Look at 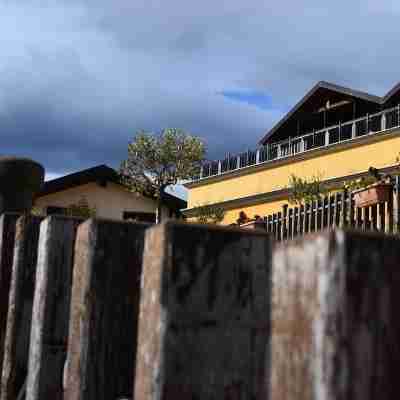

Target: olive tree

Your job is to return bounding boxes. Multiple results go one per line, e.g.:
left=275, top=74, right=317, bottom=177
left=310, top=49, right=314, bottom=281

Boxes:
left=119, top=128, right=205, bottom=223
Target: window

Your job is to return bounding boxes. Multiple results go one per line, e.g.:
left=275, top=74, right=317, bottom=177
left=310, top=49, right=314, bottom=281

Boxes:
left=123, top=211, right=156, bottom=223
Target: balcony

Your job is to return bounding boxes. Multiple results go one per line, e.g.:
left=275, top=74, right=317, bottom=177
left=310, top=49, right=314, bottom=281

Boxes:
left=196, top=105, right=400, bottom=181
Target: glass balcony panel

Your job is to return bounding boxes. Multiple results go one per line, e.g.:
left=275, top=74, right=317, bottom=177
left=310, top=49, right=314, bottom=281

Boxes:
left=314, top=131, right=325, bottom=147
left=202, top=164, right=211, bottom=178
left=368, top=114, right=381, bottom=133
left=248, top=150, right=257, bottom=165
left=340, top=123, right=352, bottom=141
left=210, top=161, right=219, bottom=176
left=259, top=147, right=268, bottom=163
left=303, top=135, right=314, bottom=150
left=228, top=156, right=237, bottom=170
left=269, top=145, right=278, bottom=160
left=356, top=118, right=367, bottom=136
left=291, top=139, right=301, bottom=154
left=328, top=127, right=339, bottom=144
left=385, top=110, right=398, bottom=129
left=221, top=158, right=229, bottom=173
left=280, top=143, right=290, bottom=157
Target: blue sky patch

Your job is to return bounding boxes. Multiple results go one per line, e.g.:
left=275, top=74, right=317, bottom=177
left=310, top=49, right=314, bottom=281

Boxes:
left=220, top=89, right=273, bottom=110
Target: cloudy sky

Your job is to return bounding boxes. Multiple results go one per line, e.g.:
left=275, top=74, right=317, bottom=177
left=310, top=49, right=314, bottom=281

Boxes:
left=1, top=1, right=399, bottom=196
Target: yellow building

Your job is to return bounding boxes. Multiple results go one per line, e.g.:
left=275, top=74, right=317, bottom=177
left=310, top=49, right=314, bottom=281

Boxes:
left=184, top=81, right=400, bottom=224
left=35, top=165, right=186, bottom=222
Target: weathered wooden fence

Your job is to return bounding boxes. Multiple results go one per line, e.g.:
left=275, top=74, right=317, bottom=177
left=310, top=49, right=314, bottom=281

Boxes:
left=0, top=213, right=399, bottom=399
left=262, top=177, right=400, bottom=241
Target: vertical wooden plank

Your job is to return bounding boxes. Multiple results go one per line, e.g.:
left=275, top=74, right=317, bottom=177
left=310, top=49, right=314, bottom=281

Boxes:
left=1, top=215, right=43, bottom=400
left=339, top=191, right=346, bottom=228
left=25, top=216, right=83, bottom=400
left=301, top=205, right=306, bottom=236
left=349, top=192, right=355, bottom=230
left=361, top=207, right=366, bottom=231
left=320, top=196, right=326, bottom=230
left=277, top=211, right=282, bottom=241
left=307, top=202, right=313, bottom=234
left=0, top=213, right=20, bottom=393
left=327, top=194, right=332, bottom=229
left=356, top=207, right=362, bottom=230
left=385, top=200, right=391, bottom=234
left=64, top=220, right=149, bottom=400
left=281, top=205, right=288, bottom=241
left=265, top=216, right=270, bottom=234
left=292, top=207, right=297, bottom=239
left=368, top=205, right=374, bottom=231
left=332, top=192, right=338, bottom=227
left=296, top=206, right=301, bottom=237
left=393, top=176, right=400, bottom=234
left=377, top=203, right=383, bottom=232
left=272, top=213, right=277, bottom=240
left=314, top=199, right=319, bottom=233
left=271, top=230, right=400, bottom=400
left=134, top=222, right=271, bottom=400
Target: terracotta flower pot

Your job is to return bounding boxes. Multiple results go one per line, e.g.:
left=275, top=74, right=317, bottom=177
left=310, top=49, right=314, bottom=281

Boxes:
left=0, top=156, right=44, bottom=214
left=353, top=182, right=392, bottom=208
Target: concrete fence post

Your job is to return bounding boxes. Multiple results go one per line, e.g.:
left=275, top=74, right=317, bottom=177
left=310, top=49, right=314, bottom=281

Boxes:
left=25, top=216, right=83, bottom=400
left=134, top=222, right=271, bottom=400
left=271, top=230, right=400, bottom=400
left=64, top=219, right=149, bottom=400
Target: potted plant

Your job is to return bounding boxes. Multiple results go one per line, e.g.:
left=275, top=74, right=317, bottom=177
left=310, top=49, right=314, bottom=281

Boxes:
left=345, top=167, right=393, bottom=208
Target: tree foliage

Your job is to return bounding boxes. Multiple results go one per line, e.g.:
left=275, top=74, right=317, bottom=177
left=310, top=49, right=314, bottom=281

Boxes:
left=119, top=128, right=205, bottom=222
left=288, top=173, right=328, bottom=205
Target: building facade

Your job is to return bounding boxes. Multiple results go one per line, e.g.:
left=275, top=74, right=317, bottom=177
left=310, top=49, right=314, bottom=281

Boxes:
left=34, top=165, right=186, bottom=222
left=184, top=81, right=400, bottom=224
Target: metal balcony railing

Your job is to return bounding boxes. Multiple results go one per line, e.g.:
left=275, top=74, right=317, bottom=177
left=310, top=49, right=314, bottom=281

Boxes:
left=195, top=104, right=400, bottom=181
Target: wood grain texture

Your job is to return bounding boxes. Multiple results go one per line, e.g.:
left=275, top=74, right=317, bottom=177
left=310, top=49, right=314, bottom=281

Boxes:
left=64, top=219, right=149, bottom=400
left=272, top=229, right=400, bottom=400
left=26, top=216, right=83, bottom=400
left=0, top=215, right=43, bottom=400
left=134, top=222, right=271, bottom=400
left=0, top=213, right=20, bottom=392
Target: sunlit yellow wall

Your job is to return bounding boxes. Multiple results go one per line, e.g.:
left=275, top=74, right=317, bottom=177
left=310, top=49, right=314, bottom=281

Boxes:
left=187, top=131, right=400, bottom=224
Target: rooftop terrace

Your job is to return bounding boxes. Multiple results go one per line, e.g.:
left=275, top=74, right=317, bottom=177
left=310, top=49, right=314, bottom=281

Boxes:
left=196, top=104, right=400, bottom=181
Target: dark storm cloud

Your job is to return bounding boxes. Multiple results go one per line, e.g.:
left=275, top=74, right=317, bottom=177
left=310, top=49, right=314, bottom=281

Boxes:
left=1, top=0, right=400, bottom=185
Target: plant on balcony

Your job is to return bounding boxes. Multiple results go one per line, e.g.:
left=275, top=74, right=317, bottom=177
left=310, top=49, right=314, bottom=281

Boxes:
left=237, top=210, right=249, bottom=225
left=193, top=203, right=225, bottom=224
left=344, top=167, right=393, bottom=207
left=288, top=173, right=329, bottom=205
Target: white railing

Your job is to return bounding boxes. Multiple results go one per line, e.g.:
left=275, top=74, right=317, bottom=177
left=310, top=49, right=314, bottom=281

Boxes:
left=196, top=104, right=400, bottom=181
